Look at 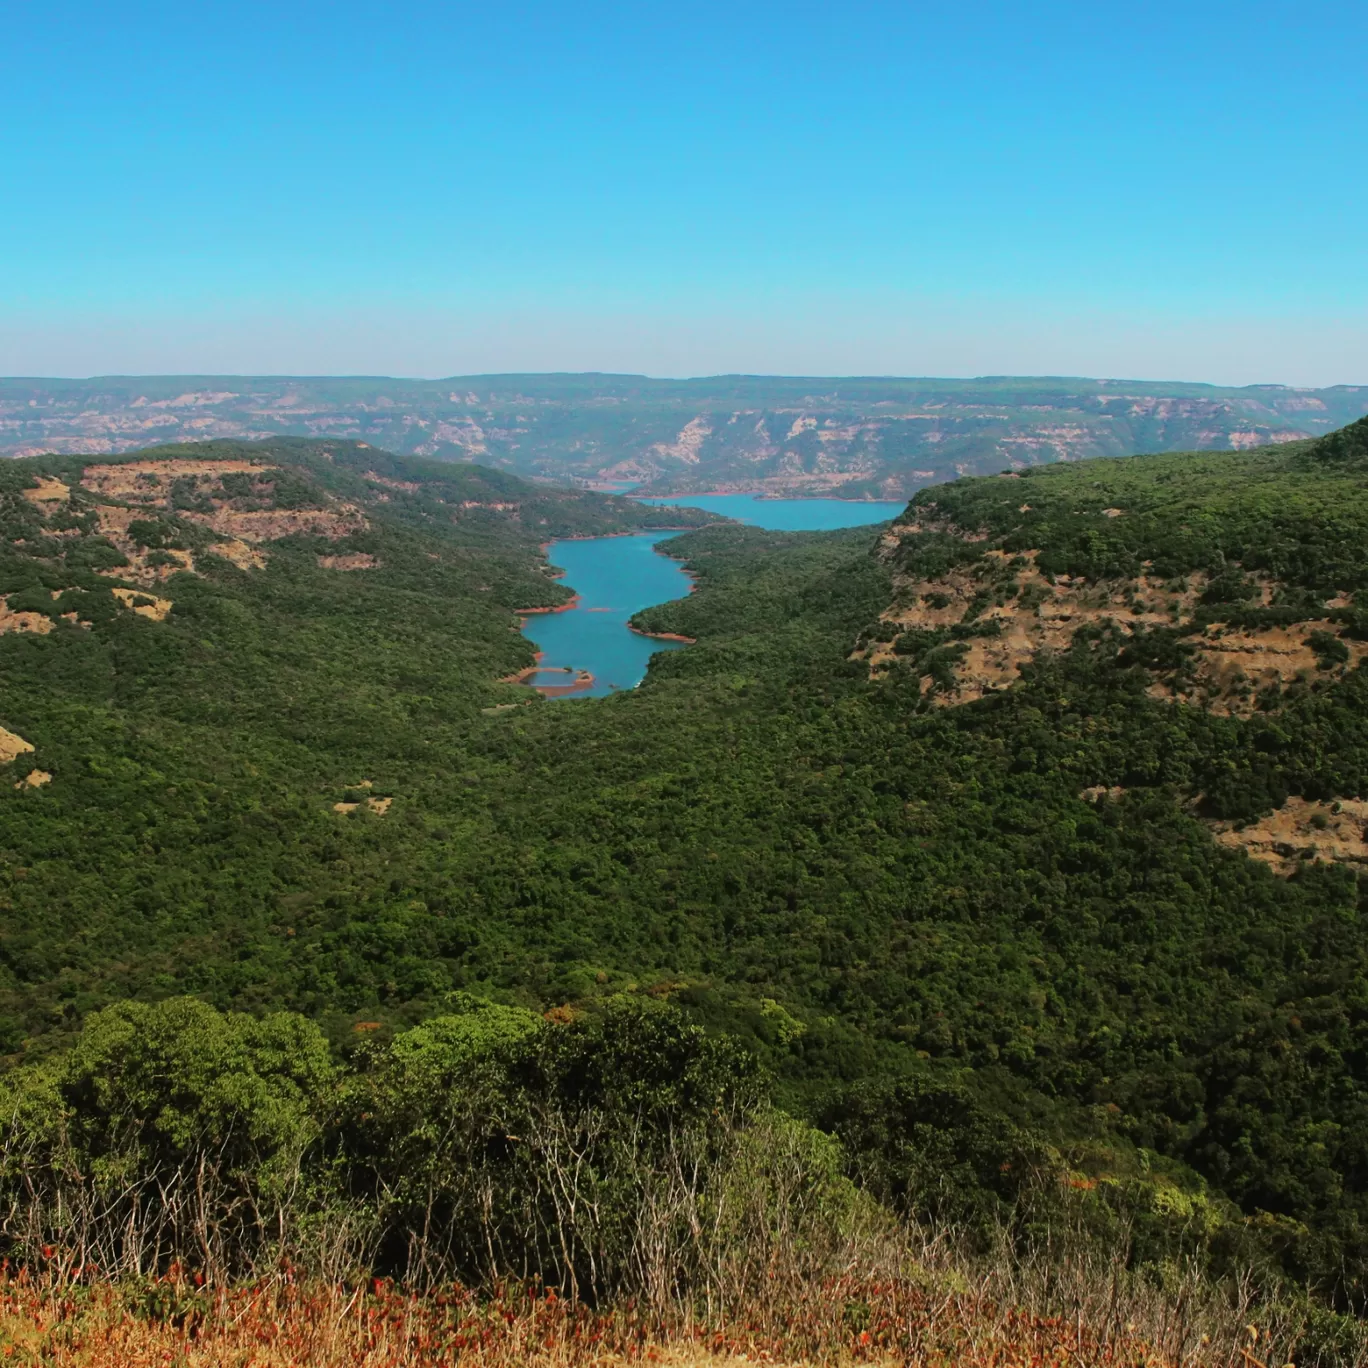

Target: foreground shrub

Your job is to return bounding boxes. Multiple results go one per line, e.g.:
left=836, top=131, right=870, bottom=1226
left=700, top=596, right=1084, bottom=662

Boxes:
left=0, top=998, right=336, bottom=1280
left=1, top=996, right=1365, bottom=1363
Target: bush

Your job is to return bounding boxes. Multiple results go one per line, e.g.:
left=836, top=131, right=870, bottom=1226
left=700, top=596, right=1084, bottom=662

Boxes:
left=0, top=998, right=336, bottom=1280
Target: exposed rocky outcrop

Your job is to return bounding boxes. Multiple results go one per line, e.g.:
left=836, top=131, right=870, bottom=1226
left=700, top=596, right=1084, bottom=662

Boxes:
left=860, top=542, right=1367, bottom=715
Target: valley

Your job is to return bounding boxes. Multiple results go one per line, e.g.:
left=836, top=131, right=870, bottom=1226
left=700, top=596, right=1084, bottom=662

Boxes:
left=9, top=0, right=1363, bottom=1356
left=523, top=497, right=907, bottom=698
left=5, top=420, right=1368, bottom=1357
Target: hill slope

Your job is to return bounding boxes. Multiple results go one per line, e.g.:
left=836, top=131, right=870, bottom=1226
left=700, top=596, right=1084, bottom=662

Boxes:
left=0, top=438, right=719, bottom=1033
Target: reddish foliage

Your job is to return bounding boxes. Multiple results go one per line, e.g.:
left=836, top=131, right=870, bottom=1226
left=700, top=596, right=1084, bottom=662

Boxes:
left=0, top=1267, right=1179, bottom=1367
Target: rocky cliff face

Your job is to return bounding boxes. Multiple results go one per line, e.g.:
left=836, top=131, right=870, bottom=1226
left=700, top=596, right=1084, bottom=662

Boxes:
left=4, top=374, right=1364, bottom=497
left=856, top=418, right=1368, bottom=872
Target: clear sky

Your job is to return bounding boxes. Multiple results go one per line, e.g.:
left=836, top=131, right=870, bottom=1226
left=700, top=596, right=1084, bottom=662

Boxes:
left=3, top=0, right=1365, bottom=384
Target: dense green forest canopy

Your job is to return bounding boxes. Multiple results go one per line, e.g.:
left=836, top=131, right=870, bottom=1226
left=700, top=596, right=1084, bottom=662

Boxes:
left=0, top=436, right=720, bottom=1028
left=7, top=423, right=1368, bottom=1319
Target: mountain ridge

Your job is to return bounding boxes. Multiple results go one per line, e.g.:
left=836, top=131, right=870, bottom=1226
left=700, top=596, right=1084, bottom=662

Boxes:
left=4, top=373, right=1364, bottom=499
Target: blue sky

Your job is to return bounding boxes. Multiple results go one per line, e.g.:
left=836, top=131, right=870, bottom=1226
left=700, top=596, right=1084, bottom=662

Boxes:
left=2, top=0, right=1365, bottom=383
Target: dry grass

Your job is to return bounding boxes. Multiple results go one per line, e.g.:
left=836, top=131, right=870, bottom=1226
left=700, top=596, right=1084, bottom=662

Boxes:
left=0, top=608, right=54, bottom=638
left=318, top=553, right=381, bottom=571
left=1209, top=796, right=1368, bottom=874
left=0, top=1268, right=1195, bottom=1368
left=0, top=729, right=35, bottom=766
left=79, top=459, right=269, bottom=502
left=111, top=587, right=173, bottom=621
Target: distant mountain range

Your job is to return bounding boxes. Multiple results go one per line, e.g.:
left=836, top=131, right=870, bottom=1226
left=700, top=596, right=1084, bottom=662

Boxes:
left=3, top=373, right=1365, bottom=498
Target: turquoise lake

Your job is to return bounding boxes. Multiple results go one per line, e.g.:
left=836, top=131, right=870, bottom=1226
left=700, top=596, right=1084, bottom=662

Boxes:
left=635, top=493, right=906, bottom=529
left=519, top=532, right=693, bottom=698
left=521, top=498, right=907, bottom=699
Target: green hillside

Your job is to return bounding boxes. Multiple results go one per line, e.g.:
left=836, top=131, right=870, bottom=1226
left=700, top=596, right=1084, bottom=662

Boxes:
left=7, top=422, right=1368, bottom=1328
left=0, top=438, right=719, bottom=1034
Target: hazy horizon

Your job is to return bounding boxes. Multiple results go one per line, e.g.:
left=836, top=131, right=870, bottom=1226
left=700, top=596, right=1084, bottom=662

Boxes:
left=3, top=368, right=1364, bottom=391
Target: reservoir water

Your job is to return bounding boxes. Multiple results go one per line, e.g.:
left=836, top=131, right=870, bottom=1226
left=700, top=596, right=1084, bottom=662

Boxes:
left=635, top=493, right=906, bottom=530
left=521, top=497, right=908, bottom=699
left=519, top=532, right=693, bottom=697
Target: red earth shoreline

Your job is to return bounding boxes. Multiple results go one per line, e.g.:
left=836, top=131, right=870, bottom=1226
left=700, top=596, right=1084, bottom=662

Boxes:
left=628, top=626, right=696, bottom=644
left=514, top=595, right=581, bottom=615
left=630, top=490, right=898, bottom=502
left=502, top=663, right=596, bottom=697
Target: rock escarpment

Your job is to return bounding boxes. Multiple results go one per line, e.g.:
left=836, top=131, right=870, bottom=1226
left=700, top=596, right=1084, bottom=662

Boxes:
left=856, top=422, right=1368, bottom=872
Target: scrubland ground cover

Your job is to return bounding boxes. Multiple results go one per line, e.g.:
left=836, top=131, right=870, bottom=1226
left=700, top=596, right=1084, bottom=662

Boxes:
left=0, top=998, right=1335, bottom=1368
left=0, top=1268, right=1266, bottom=1367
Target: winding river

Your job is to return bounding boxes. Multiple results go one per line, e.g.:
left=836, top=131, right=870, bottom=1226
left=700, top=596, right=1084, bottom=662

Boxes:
left=520, top=497, right=907, bottom=699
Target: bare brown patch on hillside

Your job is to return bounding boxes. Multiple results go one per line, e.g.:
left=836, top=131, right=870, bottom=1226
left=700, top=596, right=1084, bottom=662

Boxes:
left=82, top=458, right=368, bottom=547
left=318, top=553, right=379, bottom=570
left=81, top=458, right=268, bottom=503
left=651, top=416, right=712, bottom=465
left=93, top=503, right=140, bottom=541
left=1151, top=622, right=1368, bottom=715
left=860, top=550, right=1196, bottom=704
left=0, top=607, right=54, bottom=636
left=868, top=524, right=1362, bottom=713
left=0, top=728, right=35, bottom=765
left=15, top=769, right=51, bottom=789
left=185, top=504, right=367, bottom=543
left=208, top=538, right=268, bottom=571
left=888, top=501, right=992, bottom=542
left=111, top=587, right=172, bottom=621
left=1210, top=798, right=1368, bottom=874
left=334, top=795, right=393, bottom=815
left=92, top=505, right=194, bottom=583
left=364, top=471, right=419, bottom=492
left=23, top=476, right=71, bottom=506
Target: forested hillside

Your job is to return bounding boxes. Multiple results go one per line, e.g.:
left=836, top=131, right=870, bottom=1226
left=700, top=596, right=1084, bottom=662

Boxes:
left=0, top=437, right=718, bottom=1035
left=5, top=373, right=1365, bottom=497
left=7, top=422, right=1368, bottom=1352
